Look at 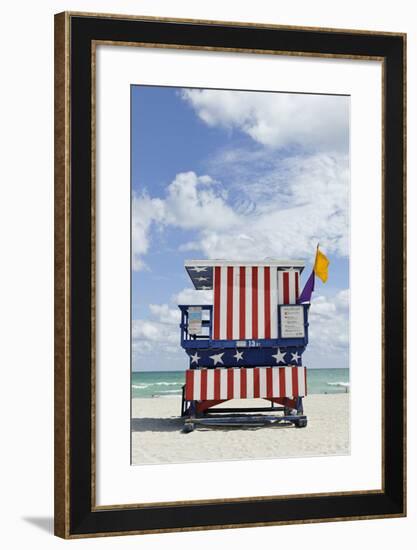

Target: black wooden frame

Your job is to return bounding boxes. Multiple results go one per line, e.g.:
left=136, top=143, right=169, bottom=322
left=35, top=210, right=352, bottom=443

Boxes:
left=54, top=12, right=406, bottom=538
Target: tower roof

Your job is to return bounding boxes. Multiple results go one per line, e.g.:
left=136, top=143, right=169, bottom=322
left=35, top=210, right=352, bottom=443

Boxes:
left=184, top=259, right=305, bottom=290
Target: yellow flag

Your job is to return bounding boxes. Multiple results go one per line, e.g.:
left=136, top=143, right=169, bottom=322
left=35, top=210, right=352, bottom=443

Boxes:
left=314, top=247, right=330, bottom=283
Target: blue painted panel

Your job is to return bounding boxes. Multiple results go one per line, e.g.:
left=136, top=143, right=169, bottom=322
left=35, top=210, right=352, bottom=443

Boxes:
left=185, top=345, right=305, bottom=368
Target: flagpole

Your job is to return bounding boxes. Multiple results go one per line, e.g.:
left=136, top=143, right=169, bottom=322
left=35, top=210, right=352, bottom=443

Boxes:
left=314, top=243, right=319, bottom=267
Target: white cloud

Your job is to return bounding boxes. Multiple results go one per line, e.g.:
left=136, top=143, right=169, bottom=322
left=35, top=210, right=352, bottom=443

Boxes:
left=132, top=280, right=214, bottom=370
left=148, top=303, right=181, bottom=325
left=308, top=289, right=349, bottom=352
left=133, top=319, right=178, bottom=344
left=132, top=295, right=185, bottom=369
left=301, top=288, right=350, bottom=369
left=132, top=316, right=182, bottom=368
left=132, top=172, right=239, bottom=271
left=163, top=171, right=237, bottom=230
left=133, top=85, right=350, bottom=271
left=133, top=148, right=348, bottom=272
left=173, top=287, right=213, bottom=305
left=133, top=300, right=181, bottom=355
left=181, top=89, right=349, bottom=153
left=178, top=152, right=349, bottom=261
left=132, top=192, right=165, bottom=271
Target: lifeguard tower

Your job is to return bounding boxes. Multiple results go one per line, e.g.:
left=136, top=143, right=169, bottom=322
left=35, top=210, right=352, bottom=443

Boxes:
left=179, top=260, right=309, bottom=431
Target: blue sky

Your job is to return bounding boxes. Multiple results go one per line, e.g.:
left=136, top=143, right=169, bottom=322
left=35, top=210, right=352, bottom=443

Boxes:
left=131, top=85, right=350, bottom=371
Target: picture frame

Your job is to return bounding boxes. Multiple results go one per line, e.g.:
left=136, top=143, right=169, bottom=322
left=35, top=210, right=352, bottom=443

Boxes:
left=54, top=11, right=406, bottom=538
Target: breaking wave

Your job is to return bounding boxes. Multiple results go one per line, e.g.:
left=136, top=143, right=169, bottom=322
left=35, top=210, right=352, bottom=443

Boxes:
left=327, top=382, right=350, bottom=388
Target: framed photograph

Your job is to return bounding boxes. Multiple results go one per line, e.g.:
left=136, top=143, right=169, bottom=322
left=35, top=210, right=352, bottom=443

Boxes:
left=54, top=12, right=406, bottom=538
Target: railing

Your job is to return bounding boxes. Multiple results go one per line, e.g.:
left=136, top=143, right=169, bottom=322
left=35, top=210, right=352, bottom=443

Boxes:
left=178, top=305, right=212, bottom=344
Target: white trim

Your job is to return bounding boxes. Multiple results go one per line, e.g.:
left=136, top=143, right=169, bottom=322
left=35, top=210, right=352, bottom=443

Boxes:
left=185, top=259, right=305, bottom=270
left=245, top=267, right=252, bottom=339
left=220, top=368, right=228, bottom=399
left=270, top=268, right=278, bottom=338
left=233, top=368, right=241, bottom=398
left=193, top=370, right=201, bottom=400
left=298, top=367, right=306, bottom=396
left=259, top=367, right=267, bottom=396
left=246, top=368, right=254, bottom=398
left=285, top=366, right=293, bottom=397
left=272, top=367, right=280, bottom=396
left=232, top=267, right=240, bottom=339
left=219, top=267, right=228, bottom=339
left=206, top=368, right=214, bottom=400
left=258, top=267, right=265, bottom=338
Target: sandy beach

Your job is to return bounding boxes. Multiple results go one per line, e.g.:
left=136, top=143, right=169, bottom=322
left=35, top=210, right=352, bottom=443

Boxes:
left=132, top=394, right=349, bottom=465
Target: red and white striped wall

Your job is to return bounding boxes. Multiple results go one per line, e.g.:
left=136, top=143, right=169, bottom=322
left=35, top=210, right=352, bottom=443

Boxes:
left=185, top=367, right=307, bottom=401
left=277, top=270, right=299, bottom=305
left=213, top=267, right=300, bottom=340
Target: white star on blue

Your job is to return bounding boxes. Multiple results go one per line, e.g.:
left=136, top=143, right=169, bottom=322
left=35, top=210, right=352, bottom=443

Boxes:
left=272, top=348, right=286, bottom=364
left=210, top=352, right=225, bottom=366
left=190, top=352, right=200, bottom=364
left=291, top=351, right=301, bottom=364
left=234, top=350, right=244, bottom=362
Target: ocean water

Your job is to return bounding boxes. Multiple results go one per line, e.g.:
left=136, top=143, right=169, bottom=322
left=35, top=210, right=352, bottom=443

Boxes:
left=131, top=368, right=350, bottom=399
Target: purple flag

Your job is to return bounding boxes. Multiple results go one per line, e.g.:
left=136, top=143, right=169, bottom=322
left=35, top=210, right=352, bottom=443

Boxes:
left=297, top=270, right=315, bottom=303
